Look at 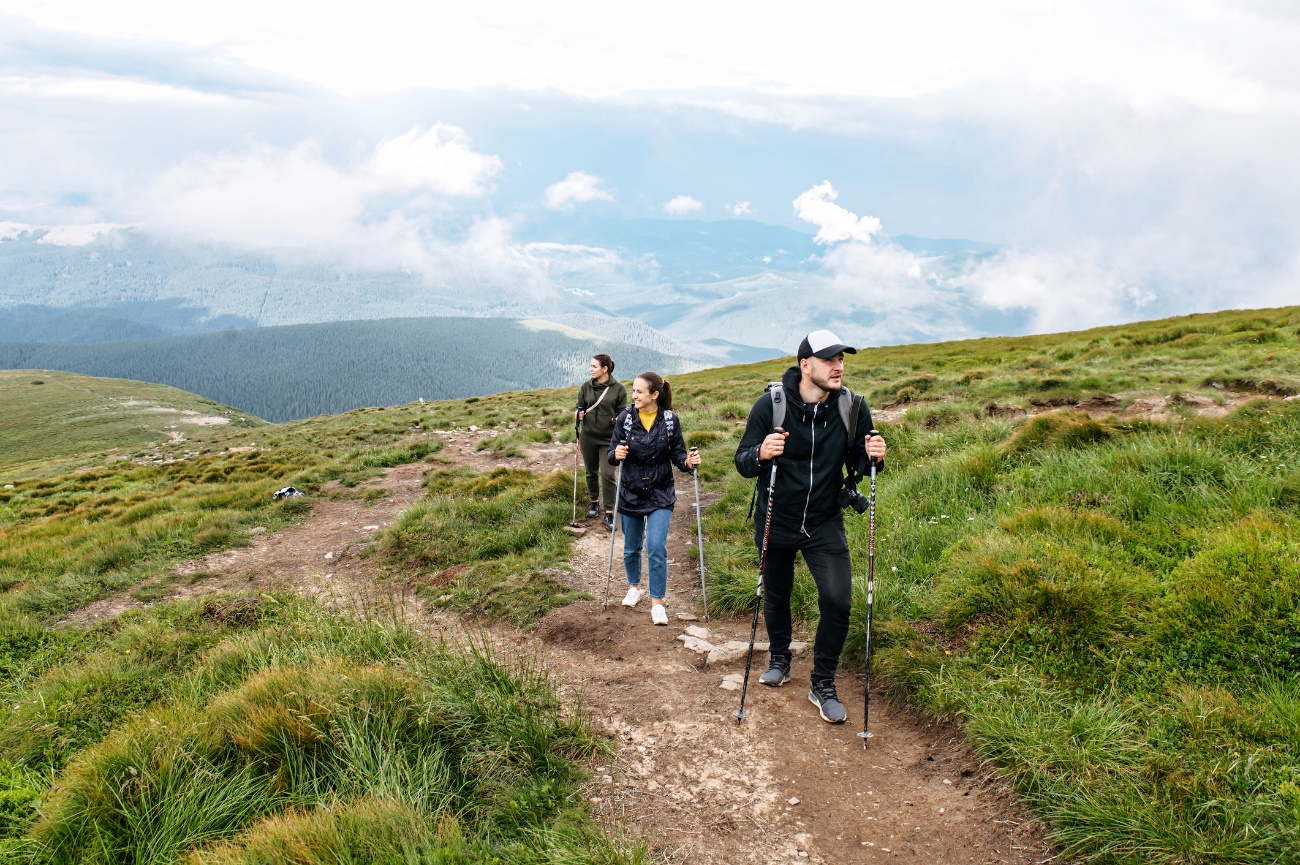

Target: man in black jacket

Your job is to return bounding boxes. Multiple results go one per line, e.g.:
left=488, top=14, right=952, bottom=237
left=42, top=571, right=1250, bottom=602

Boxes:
left=734, top=330, right=887, bottom=724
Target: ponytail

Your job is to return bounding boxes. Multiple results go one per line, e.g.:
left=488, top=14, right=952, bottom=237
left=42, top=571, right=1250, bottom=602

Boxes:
left=637, top=371, right=672, bottom=411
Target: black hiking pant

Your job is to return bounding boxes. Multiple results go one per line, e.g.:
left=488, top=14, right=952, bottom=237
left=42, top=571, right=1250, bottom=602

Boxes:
left=756, top=517, right=853, bottom=683
left=580, top=434, right=617, bottom=511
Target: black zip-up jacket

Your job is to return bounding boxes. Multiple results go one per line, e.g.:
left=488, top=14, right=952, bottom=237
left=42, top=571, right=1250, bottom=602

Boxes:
left=576, top=378, right=628, bottom=444
left=734, top=366, right=880, bottom=544
left=606, top=408, right=691, bottom=517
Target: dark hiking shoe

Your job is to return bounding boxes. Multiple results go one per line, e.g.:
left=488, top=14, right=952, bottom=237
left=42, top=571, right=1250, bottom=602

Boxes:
left=602, top=513, right=615, bottom=532
left=759, top=658, right=791, bottom=687
left=808, top=679, right=847, bottom=724
left=585, top=502, right=601, bottom=519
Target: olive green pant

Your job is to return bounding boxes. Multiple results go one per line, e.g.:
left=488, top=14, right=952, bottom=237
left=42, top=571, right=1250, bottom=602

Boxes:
left=580, top=435, right=618, bottom=511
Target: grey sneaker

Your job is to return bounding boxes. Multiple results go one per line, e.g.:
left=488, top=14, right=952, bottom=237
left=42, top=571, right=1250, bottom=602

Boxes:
left=758, top=658, right=791, bottom=687
left=808, top=679, right=847, bottom=724
left=585, top=502, right=601, bottom=519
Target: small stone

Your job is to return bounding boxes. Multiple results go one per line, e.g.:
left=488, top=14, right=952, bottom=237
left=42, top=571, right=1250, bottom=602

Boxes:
left=939, top=807, right=946, bottom=814
left=719, top=673, right=744, bottom=691
left=788, top=796, right=800, bottom=805
left=684, top=625, right=710, bottom=639
left=3, top=484, right=13, bottom=489
left=677, top=635, right=714, bottom=654
left=707, top=640, right=766, bottom=665
left=675, top=612, right=699, bottom=621
left=881, top=848, right=891, bottom=853
left=362, top=524, right=379, bottom=531
left=942, top=778, right=952, bottom=784
left=324, top=551, right=334, bottom=560
left=248, top=526, right=266, bottom=534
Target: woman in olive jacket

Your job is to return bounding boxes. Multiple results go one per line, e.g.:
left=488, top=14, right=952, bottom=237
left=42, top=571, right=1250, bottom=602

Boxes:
left=576, top=353, right=628, bottom=531
left=608, top=371, right=701, bottom=625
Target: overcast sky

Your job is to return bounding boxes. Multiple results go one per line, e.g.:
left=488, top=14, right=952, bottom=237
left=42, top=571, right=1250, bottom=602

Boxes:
left=2, top=0, right=1297, bottom=335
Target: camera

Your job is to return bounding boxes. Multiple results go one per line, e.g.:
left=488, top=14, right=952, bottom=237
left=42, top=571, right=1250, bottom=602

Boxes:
left=838, top=476, right=870, bottom=514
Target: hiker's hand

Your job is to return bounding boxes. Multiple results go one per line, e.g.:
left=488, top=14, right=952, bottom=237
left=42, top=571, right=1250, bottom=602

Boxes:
left=614, top=444, right=629, bottom=461
left=759, top=430, right=788, bottom=461
left=577, top=410, right=585, bottom=421
left=866, top=434, right=887, bottom=461
left=686, top=450, right=701, bottom=468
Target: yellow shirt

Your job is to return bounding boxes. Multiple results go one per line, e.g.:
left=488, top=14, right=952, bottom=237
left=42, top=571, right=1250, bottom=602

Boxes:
left=638, top=408, right=657, bottom=431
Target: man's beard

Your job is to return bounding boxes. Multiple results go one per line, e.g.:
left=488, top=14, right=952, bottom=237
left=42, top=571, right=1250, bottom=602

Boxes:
left=810, top=368, right=841, bottom=394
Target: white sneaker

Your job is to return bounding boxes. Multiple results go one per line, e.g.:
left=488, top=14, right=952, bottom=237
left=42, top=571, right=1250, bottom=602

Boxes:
left=621, top=586, right=642, bottom=607
left=651, top=604, right=668, bottom=625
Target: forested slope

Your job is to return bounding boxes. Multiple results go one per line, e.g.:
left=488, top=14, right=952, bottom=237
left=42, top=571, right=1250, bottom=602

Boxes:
left=0, top=316, right=701, bottom=422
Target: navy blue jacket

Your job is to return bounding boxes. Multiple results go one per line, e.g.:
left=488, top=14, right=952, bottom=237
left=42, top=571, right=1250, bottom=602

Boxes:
left=607, top=408, right=692, bottom=516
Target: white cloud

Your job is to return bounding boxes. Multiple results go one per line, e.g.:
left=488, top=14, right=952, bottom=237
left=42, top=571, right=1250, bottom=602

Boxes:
left=134, top=126, right=501, bottom=249
left=0, top=74, right=235, bottom=104
left=0, top=221, right=132, bottom=245
left=9, top=1, right=1296, bottom=114
left=732, top=201, right=752, bottom=216
left=663, top=195, right=702, bottom=215
left=544, top=170, right=613, bottom=210
left=139, top=141, right=363, bottom=248
left=365, top=125, right=502, bottom=197
left=792, top=182, right=881, bottom=245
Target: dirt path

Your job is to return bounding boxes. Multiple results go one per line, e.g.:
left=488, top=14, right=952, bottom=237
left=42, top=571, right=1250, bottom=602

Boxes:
left=531, top=473, right=1054, bottom=865
left=66, top=433, right=1060, bottom=864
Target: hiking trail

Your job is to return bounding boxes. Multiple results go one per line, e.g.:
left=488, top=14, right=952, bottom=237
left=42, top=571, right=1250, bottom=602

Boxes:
left=66, top=432, right=1061, bottom=865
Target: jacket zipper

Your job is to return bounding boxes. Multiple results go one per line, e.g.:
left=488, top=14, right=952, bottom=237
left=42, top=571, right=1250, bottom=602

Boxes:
left=800, top=403, right=818, bottom=535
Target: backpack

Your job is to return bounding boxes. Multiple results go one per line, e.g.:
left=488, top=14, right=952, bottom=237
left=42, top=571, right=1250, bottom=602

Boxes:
left=746, top=382, right=863, bottom=521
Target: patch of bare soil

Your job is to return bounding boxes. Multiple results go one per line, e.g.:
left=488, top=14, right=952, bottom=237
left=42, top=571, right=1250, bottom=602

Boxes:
left=63, top=460, right=432, bottom=625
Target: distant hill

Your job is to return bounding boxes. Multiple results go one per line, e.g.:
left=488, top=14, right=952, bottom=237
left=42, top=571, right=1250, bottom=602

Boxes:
left=0, top=316, right=712, bottom=422
left=0, top=369, right=262, bottom=473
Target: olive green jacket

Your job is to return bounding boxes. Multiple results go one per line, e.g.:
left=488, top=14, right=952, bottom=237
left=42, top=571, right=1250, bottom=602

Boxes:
left=575, top=378, right=628, bottom=444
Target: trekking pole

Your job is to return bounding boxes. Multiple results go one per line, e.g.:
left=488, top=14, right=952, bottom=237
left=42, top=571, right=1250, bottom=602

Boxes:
left=858, top=430, right=880, bottom=748
left=570, top=415, right=582, bottom=526
left=735, top=435, right=781, bottom=724
left=689, top=446, right=709, bottom=621
left=602, top=437, right=626, bottom=609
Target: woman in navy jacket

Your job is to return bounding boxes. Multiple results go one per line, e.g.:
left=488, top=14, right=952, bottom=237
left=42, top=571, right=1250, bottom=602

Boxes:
left=608, top=371, right=701, bottom=625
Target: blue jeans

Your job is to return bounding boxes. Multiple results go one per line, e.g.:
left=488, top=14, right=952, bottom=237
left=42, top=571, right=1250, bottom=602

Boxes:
left=621, top=508, right=672, bottom=600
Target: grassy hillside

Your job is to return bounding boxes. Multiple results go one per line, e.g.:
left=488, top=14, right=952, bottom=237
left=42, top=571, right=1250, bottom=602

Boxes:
left=1, top=304, right=1298, bottom=863
left=0, top=371, right=263, bottom=477
left=0, top=316, right=704, bottom=422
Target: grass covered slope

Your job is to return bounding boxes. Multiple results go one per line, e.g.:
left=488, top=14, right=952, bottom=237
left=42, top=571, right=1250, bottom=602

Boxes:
left=1, top=598, right=633, bottom=864
left=688, top=306, right=1300, bottom=863
left=2, top=304, right=1298, bottom=864
left=0, top=384, right=608, bottom=862
left=0, top=370, right=262, bottom=477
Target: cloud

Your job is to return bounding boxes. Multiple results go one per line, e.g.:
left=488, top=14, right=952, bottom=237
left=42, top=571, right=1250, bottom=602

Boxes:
left=365, top=125, right=502, bottom=197
left=663, top=194, right=702, bottom=215
left=0, top=73, right=235, bottom=103
left=731, top=201, right=752, bottom=216
left=792, top=182, right=881, bottom=245
left=139, top=141, right=365, bottom=248
left=0, top=220, right=133, bottom=245
left=135, top=125, right=501, bottom=249
left=543, top=170, right=613, bottom=210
